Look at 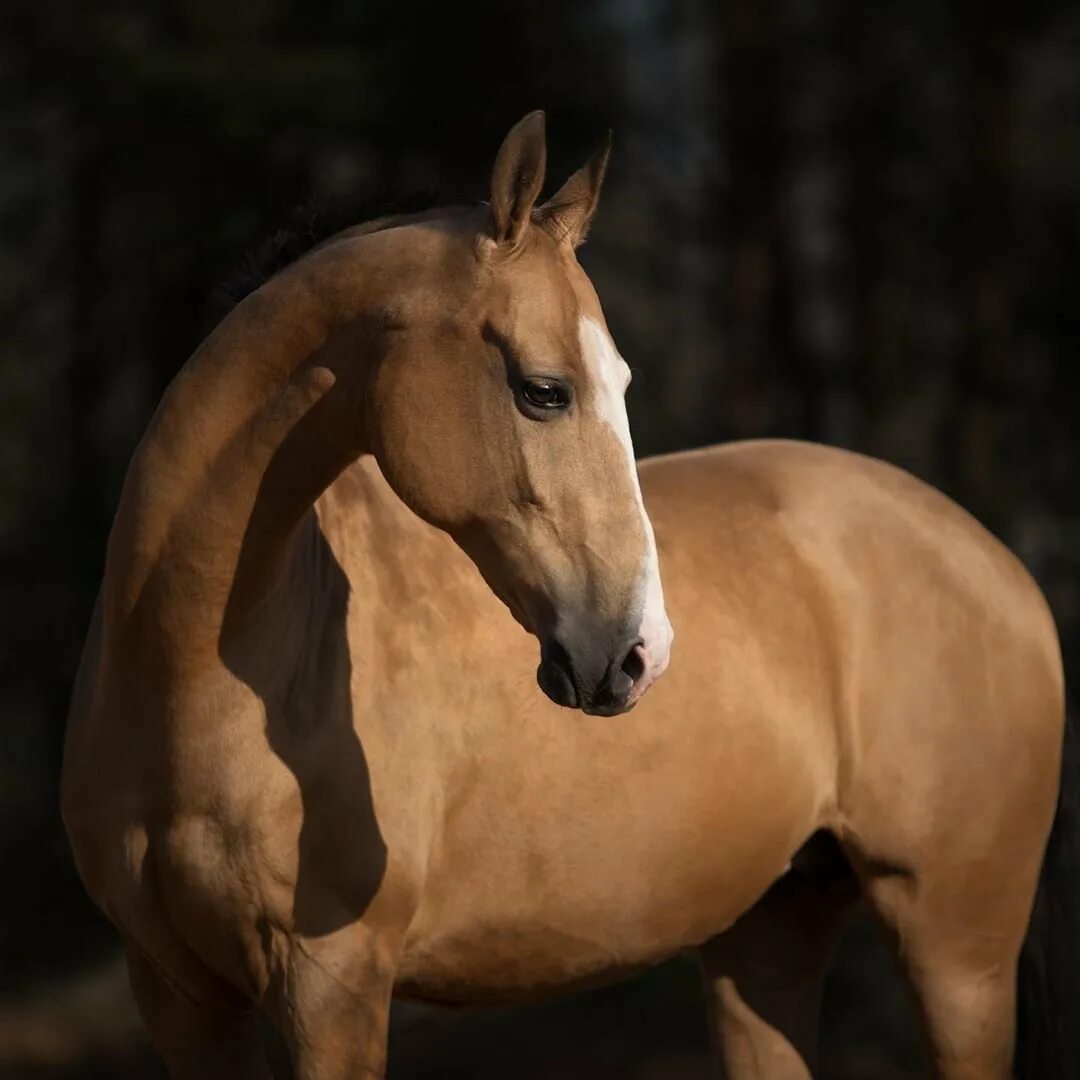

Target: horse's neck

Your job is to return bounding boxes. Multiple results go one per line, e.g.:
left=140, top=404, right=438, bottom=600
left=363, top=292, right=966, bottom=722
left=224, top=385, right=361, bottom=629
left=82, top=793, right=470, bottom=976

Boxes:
left=102, top=276, right=371, bottom=661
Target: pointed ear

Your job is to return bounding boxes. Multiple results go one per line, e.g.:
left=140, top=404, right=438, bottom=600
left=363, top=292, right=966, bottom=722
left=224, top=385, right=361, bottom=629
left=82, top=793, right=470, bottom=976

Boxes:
left=489, top=111, right=547, bottom=249
left=536, top=130, right=612, bottom=248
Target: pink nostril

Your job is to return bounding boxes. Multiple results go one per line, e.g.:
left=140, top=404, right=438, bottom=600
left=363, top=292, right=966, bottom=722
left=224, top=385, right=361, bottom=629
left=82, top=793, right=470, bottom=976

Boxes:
left=621, top=642, right=648, bottom=685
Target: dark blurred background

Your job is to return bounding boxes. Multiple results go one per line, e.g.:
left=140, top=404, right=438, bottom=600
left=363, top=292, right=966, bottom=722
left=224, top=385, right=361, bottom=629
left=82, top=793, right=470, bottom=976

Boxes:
left=1, top=1, right=1078, bottom=1076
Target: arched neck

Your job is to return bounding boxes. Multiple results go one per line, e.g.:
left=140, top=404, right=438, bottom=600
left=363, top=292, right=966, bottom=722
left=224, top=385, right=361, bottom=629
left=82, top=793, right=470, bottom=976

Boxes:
left=101, top=267, right=383, bottom=664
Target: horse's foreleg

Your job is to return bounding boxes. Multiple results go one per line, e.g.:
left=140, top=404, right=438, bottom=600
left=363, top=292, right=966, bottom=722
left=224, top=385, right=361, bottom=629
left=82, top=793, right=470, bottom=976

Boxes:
left=699, top=851, right=857, bottom=1079
left=126, top=944, right=272, bottom=1080
left=270, top=927, right=396, bottom=1080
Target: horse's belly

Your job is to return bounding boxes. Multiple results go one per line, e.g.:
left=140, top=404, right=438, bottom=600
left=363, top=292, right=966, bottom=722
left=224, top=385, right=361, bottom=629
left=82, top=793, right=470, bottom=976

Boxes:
left=395, top=823, right=796, bottom=1005
left=394, top=906, right=698, bottom=1005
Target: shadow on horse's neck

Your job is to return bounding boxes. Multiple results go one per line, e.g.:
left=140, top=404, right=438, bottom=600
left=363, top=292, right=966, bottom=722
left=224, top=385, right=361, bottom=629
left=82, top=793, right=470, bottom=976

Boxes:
left=104, top=260, right=389, bottom=658
left=223, top=507, right=390, bottom=939
left=112, top=257, right=397, bottom=936
left=220, top=311, right=389, bottom=628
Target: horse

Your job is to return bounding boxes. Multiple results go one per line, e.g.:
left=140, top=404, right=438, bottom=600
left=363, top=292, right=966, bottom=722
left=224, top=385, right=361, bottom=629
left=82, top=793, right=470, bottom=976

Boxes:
left=61, top=111, right=1074, bottom=1079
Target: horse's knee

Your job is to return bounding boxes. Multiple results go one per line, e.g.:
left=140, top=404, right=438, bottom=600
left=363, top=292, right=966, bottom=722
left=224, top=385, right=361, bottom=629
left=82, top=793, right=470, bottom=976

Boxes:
left=269, top=929, right=397, bottom=1080
left=126, top=945, right=270, bottom=1080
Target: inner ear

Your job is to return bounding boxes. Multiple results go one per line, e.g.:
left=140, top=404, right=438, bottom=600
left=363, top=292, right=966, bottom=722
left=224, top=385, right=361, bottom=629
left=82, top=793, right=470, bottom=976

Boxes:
left=490, top=111, right=547, bottom=249
left=535, top=131, right=612, bottom=249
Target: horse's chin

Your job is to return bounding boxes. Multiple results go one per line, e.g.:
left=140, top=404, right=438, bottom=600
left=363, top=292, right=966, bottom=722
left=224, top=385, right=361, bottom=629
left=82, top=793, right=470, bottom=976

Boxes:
left=581, top=698, right=639, bottom=718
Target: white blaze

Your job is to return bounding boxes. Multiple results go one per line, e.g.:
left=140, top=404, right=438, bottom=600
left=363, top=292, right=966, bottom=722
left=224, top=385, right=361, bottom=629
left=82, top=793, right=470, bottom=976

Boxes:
left=579, top=316, right=673, bottom=698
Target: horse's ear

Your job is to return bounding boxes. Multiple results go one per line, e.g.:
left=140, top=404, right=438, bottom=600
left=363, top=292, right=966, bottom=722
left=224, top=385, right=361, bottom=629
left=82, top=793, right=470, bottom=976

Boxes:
left=536, top=130, right=612, bottom=249
left=489, top=111, right=547, bottom=249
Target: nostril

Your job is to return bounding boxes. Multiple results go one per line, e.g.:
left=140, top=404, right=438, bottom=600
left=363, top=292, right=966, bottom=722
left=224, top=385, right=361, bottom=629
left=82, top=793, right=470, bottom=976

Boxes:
left=621, top=640, right=647, bottom=685
left=538, top=637, right=579, bottom=709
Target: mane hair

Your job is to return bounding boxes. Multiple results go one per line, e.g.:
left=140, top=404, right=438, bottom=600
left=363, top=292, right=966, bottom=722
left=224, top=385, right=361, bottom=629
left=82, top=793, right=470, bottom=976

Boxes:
left=211, top=188, right=472, bottom=320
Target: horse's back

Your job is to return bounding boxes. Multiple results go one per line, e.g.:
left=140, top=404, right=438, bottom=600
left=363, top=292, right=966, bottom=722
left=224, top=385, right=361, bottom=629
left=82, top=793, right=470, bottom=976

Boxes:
left=641, top=439, right=1063, bottom=861
left=641, top=437, right=1059, bottom=684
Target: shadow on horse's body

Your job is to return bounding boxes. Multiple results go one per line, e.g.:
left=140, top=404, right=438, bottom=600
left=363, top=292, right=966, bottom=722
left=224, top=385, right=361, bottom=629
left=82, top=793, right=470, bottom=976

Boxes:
left=61, top=114, right=1071, bottom=1079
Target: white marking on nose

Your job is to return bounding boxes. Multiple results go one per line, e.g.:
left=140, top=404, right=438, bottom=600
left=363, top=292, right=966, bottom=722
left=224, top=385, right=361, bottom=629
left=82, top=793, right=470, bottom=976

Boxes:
left=578, top=316, right=673, bottom=697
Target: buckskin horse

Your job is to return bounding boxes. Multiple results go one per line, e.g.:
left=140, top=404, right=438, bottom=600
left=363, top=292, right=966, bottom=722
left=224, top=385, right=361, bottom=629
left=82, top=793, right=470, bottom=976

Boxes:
left=61, top=112, right=1075, bottom=1078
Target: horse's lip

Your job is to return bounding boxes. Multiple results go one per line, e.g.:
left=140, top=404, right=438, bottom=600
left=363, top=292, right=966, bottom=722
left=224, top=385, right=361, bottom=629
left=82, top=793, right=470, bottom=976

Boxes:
left=582, top=698, right=638, bottom=718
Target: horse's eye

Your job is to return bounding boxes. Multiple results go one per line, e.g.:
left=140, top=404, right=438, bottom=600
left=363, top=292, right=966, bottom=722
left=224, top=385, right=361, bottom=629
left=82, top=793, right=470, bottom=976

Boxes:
left=521, top=378, right=571, bottom=411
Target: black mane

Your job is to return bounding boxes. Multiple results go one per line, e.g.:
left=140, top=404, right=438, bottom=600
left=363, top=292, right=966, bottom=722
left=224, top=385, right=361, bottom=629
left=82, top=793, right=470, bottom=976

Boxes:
left=212, top=189, right=468, bottom=318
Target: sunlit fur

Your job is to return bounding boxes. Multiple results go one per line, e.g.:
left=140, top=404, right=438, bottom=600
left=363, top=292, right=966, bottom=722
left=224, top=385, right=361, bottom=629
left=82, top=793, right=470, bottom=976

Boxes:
left=61, top=114, right=1067, bottom=1080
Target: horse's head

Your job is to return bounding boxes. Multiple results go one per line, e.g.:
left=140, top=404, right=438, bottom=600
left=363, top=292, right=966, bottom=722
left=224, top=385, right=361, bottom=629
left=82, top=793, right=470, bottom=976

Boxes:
left=365, top=112, right=672, bottom=715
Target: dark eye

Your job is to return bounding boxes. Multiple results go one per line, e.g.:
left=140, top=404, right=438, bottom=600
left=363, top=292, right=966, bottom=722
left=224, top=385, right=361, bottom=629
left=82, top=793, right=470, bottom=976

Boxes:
left=520, top=378, right=571, bottom=411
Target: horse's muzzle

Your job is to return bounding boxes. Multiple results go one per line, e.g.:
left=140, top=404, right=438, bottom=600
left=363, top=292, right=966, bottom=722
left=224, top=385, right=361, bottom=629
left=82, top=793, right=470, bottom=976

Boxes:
left=536, top=633, right=648, bottom=716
